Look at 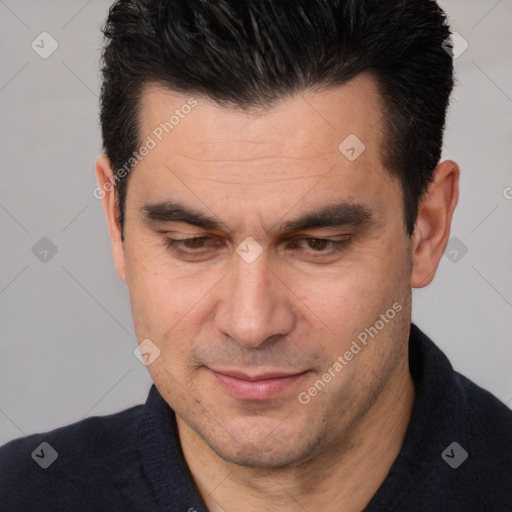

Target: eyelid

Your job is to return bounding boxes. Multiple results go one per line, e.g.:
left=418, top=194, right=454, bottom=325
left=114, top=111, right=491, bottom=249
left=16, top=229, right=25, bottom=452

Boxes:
left=162, top=234, right=352, bottom=263
left=164, top=235, right=218, bottom=247
left=285, top=233, right=352, bottom=241
left=283, top=233, right=352, bottom=246
left=159, top=230, right=216, bottom=238
left=288, top=236, right=350, bottom=250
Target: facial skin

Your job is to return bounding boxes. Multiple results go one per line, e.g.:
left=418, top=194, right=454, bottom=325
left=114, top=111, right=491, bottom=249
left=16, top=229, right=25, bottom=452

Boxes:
left=96, top=74, right=459, bottom=511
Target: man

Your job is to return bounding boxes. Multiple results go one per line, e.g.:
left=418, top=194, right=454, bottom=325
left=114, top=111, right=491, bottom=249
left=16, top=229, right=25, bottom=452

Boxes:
left=1, top=0, right=511, bottom=510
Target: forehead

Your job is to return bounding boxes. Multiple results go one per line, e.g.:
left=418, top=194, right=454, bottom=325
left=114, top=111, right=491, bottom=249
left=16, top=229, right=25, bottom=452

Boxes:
left=137, top=74, right=386, bottom=170
left=129, top=75, right=402, bottom=235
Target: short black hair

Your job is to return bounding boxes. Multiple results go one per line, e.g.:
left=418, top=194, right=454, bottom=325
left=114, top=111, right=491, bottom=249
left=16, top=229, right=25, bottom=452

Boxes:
left=100, top=0, right=454, bottom=239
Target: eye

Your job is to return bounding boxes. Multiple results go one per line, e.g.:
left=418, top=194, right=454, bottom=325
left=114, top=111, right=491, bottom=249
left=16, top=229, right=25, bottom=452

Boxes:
left=302, top=238, right=331, bottom=251
left=162, top=234, right=351, bottom=262
left=287, top=237, right=350, bottom=257
left=164, top=236, right=224, bottom=259
left=173, top=236, right=208, bottom=249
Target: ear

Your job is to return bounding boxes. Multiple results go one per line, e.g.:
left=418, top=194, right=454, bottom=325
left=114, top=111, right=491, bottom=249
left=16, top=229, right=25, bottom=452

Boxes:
left=95, top=155, right=127, bottom=283
left=410, top=160, right=460, bottom=288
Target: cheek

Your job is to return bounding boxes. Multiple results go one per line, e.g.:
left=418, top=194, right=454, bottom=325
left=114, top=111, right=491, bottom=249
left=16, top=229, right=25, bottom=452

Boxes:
left=126, top=263, right=207, bottom=400
left=296, top=279, right=382, bottom=355
left=287, top=240, right=408, bottom=352
left=125, top=246, right=222, bottom=358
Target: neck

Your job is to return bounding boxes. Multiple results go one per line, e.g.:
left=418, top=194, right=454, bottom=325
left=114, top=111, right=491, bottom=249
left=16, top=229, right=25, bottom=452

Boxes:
left=177, top=355, right=415, bottom=512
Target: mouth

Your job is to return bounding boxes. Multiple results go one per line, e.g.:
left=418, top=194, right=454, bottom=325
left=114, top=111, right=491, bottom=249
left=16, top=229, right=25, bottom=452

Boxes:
left=208, top=368, right=310, bottom=401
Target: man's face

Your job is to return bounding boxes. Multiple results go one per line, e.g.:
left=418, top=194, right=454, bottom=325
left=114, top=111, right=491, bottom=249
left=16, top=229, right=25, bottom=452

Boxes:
left=118, top=75, right=414, bottom=467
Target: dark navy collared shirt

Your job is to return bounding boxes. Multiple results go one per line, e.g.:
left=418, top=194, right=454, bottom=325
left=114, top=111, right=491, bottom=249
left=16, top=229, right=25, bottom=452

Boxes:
left=1, top=324, right=511, bottom=511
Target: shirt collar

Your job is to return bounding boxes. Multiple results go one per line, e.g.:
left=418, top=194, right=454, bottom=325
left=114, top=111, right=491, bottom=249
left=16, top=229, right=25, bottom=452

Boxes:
left=137, top=384, right=209, bottom=511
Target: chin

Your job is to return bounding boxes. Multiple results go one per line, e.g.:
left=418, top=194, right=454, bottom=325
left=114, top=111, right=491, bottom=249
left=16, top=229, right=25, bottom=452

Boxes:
left=215, top=443, right=304, bottom=469
left=204, top=419, right=323, bottom=469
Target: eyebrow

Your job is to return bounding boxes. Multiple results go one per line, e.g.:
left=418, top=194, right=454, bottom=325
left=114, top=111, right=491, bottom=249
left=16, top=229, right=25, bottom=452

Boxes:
left=142, top=202, right=227, bottom=230
left=141, top=200, right=376, bottom=234
left=278, top=202, right=375, bottom=234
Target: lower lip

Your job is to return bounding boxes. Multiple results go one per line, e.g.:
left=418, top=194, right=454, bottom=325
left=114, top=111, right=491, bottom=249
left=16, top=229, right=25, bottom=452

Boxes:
left=211, top=370, right=308, bottom=401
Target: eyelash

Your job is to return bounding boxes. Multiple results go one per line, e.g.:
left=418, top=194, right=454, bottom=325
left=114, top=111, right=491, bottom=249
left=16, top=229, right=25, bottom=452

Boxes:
left=163, top=235, right=350, bottom=259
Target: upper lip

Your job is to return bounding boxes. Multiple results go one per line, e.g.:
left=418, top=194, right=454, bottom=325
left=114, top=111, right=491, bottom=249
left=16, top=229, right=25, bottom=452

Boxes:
left=210, top=369, right=307, bottom=381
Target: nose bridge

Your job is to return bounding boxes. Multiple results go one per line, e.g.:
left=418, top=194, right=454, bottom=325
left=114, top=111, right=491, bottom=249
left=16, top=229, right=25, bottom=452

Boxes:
left=232, top=253, right=274, bottom=323
left=215, top=252, right=294, bottom=347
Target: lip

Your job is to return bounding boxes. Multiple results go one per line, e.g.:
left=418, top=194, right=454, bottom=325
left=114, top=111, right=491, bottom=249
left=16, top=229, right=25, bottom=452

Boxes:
left=209, top=368, right=309, bottom=401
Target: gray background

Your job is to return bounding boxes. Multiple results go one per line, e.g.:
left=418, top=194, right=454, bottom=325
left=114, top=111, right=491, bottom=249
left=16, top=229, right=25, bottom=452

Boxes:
left=1, top=0, right=511, bottom=446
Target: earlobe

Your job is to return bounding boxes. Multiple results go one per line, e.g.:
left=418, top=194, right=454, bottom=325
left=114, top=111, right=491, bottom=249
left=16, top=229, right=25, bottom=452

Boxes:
left=410, top=160, right=460, bottom=289
left=95, top=155, right=127, bottom=283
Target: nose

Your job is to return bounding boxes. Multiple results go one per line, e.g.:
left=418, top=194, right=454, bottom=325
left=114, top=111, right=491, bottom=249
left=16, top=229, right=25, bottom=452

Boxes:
left=214, top=249, right=296, bottom=349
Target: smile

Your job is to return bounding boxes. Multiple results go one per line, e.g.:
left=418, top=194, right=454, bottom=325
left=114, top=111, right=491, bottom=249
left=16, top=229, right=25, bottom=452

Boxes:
left=209, top=369, right=309, bottom=401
